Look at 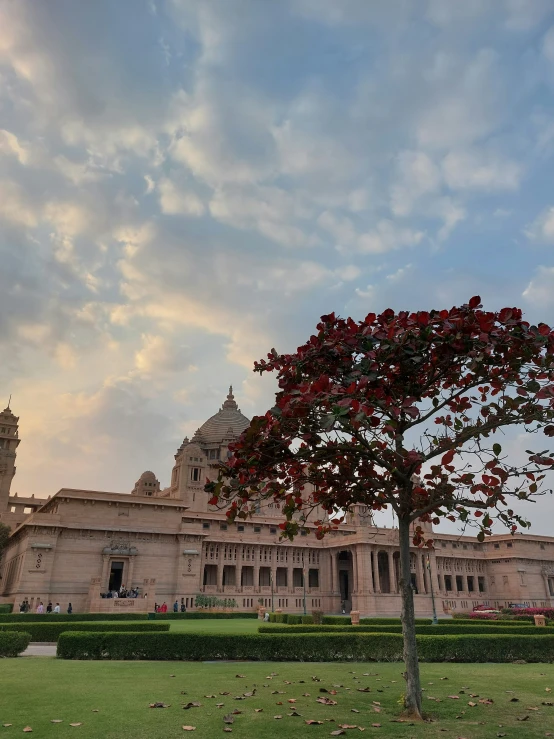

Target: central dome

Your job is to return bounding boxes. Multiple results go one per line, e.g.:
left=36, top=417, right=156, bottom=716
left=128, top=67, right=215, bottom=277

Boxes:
left=195, top=387, right=250, bottom=443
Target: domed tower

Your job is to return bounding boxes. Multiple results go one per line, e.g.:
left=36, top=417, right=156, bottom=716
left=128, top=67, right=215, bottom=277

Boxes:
left=131, top=470, right=161, bottom=497
left=0, top=403, right=20, bottom=514
left=169, top=387, right=250, bottom=510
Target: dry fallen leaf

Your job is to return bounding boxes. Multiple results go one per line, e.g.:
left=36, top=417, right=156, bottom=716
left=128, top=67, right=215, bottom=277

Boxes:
left=542, top=701, right=554, bottom=706
left=338, top=724, right=358, bottom=729
left=305, top=720, right=324, bottom=725
left=216, top=703, right=224, bottom=708
left=223, top=715, right=234, bottom=724
left=330, top=731, right=345, bottom=736
left=23, top=729, right=32, bottom=734
left=150, top=703, right=170, bottom=708
left=516, top=715, right=530, bottom=721
left=274, top=715, right=282, bottom=720
left=223, top=729, right=232, bottom=734
left=235, top=674, right=246, bottom=679
left=183, top=702, right=201, bottom=710
left=357, top=687, right=371, bottom=693
left=287, top=699, right=297, bottom=704
left=351, top=709, right=360, bottom=714
left=467, top=702, right=477, bottom=708
left=182, top=727, right=196, bottom=732
left=69, top=724, right=83, bottom=727
left=317, top=697, right=338, bottom=706
left=546, top=688, right=552, bottom=693
left=448, top=696, right=460, bottom=700
left=205, top=695, right=216, bottom=698
left=289, top=711, right=302, bottom=717
left=254, top=709, right=263, bottom=713
left=50, top=720, right=63, bottom=724
left=371, top=724, right=381, bottom=728
left=372, top=706, right=381, bottom=713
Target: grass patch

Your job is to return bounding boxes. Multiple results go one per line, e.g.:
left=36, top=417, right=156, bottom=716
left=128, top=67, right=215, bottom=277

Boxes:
left=2, top=659, right=554, bottom=738
left=167, top=618, right=260, bottom=635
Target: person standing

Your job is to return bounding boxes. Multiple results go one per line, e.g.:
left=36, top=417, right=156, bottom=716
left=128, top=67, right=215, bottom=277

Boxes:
left=46, top=601, right=53, bottom=614
left=173, top=600, right=179, bottom=613
left=161, top=602, right=168, bottom=613
left=36, top=602, right=44, bottom=615
left=180, top=598, right=186, bottom=613
left=67, top=603, right=73, bottom=614
left=53, top=603, right=60, bottom=614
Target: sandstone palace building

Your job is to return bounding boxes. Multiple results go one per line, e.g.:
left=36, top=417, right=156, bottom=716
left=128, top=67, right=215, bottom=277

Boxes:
left=1, top=390, right=554, bottom=615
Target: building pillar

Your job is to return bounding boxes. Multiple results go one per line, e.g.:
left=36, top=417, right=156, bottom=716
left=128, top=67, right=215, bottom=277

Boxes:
left=415, top=554, right=424, bottom=595
left=329, top=552, right=335, bottom=594
left=287, top=549, right=294, bottom=591
left=254, top=546, right=260, bottom=591
left=101, top=555, right=110, bottom=589
left=372, top=549, right=381, bottom=593
left=217, top=558, right=224, bottom=592
left=351, top=549, right=358, bottom=594
left=127, top=557, right=135, bottom=589
left=236, top=545, right=243, bottom=591
left=388, top=550, right=397, bottom=593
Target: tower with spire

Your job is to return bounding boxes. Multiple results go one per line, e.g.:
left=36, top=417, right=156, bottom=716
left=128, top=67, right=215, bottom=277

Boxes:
left=0, top=402, right=20, bottom=514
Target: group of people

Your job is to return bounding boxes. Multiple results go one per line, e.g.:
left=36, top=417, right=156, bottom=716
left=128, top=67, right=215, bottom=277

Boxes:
left=18, top=599, right=73, bottom=614
left=153, top=598, right=187, bottom=613
left=100, top=584, right=141, bottom=599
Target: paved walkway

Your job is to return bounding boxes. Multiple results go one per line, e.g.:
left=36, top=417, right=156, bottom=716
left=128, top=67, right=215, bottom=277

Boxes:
left=22, top=644, right=57, bottom=657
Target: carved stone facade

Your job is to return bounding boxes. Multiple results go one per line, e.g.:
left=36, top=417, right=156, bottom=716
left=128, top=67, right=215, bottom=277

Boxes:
left=1, top=390, right=554, bottom=614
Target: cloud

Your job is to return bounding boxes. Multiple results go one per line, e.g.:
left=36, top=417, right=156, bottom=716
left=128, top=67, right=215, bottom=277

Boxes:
left=525, top=206, right=554, bottom=243
left=522, top=266, right=554, bottom=306
left=442, top=149, right=522, bottom=191
left=158, top=178, right=205, bottom=216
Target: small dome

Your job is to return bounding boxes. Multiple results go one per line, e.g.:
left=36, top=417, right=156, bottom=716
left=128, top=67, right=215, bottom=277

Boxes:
left=140, top=470, right=157, bottom=479
left=196, top=386, right=250, bottom=444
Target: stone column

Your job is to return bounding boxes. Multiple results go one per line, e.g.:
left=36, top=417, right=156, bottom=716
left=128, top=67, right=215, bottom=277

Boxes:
left=236, top=545, right=243, bottom=591
left=254, top=546, right=260, bottom=591
left=217, top=558, right=224, bottom=593
left=287, top=549, right=294, bottom=591
left=388, top=550, right=397, bottom=593
left=372, top=549, right=381, bottom=593
left=415, top=554, right=424, bottom=594
left=127, top=557, right=135, bottom=589
left=101, top=555, right=110, bottom=589
left=329, top=552, right=335, bottom=593
left=351, top=549, right=358, bottom=594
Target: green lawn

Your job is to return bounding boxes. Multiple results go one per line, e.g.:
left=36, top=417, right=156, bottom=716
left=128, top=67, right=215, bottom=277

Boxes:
left=2, top=658, right=553, bottom=738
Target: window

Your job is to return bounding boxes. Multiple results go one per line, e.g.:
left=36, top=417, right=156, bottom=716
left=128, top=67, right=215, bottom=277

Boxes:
left=190, top=467, right=201, bottom=482
left=308, top=569, right=319, bottom=588
left=444, top=575, right=452, bottom=591
left=478, top=576, right=486, bottom=593
left=463, top=544, right=467, bottom=550
left=237, top=525, right=245, bottom=532
left=507, top=542, right=513, bottom=548
left=441, top=542, right=447, bottom=548
left=467, top=576, right=474, bottom=592
left=494, top=543, right=500, bottom=549
left=254, top=526, right=261, bottom=533
left=220, top=523, right=227, bottom=531
left=300, top=530, right=307, bottom=536
left=455, top=575, right=463, bottom=592
left=540, top=544, right=546, bottom=550
left=202, top=523, right=210, bottom=530
left=270, top=527, right=277, bottom=534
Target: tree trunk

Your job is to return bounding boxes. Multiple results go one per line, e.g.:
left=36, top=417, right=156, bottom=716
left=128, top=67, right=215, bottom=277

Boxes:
left=398, top=514, right=423, bottom=719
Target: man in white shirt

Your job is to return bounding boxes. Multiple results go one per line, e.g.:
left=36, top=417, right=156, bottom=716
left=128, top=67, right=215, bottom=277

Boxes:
left=53, top=603, right=61, bottom=614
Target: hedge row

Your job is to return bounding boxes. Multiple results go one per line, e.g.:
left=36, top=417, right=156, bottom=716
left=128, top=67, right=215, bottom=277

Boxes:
left=0, top=612, right=148, bottom=623
left=258, top=624, right=554, bottom=636
left=0, top=604, right=14, bottom=614
left=0, top=621, right=170, bottom=642
left=267, top=614, right=434, bottom=625
left=0, top=631, right=31, bottom=657
left=151, top=612, right=258, bottom=620
left=56, top=631, right=554, bottom=662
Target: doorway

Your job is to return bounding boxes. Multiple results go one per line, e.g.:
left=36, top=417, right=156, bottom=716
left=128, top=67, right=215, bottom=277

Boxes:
left=108, top=561, right=124, bottom=591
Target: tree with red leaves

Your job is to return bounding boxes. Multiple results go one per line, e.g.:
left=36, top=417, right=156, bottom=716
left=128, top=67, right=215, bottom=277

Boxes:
left=206, top=297, right=554, bottom=719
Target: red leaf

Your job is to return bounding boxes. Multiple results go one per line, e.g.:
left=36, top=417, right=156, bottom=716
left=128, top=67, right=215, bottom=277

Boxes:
left=469, top=295, right=481, bottom=309
left=441, top=449, right=455, bottom=466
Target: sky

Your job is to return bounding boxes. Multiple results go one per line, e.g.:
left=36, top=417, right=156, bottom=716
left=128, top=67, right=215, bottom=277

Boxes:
left=2, top=0, right=554, bottom=535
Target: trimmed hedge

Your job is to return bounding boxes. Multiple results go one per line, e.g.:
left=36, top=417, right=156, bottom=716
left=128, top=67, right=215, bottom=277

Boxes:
left=359, top=618, right=432, bottom=625
left=0, top=604, right=14, bottom=614
left=0, top=621, right=170, bottom=642
left=57, top=631, right=554, bottom=662
left=151, top=611, right=258, bottom=620
left=258, top=624, right=554, bottom=636
left=0, top=631, right=31, bottom=657
left=0, top=612, right=148, bottom=623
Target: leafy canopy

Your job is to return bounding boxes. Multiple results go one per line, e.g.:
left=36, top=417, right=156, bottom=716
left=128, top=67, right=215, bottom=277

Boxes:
left=206, top=297, right=554, bottom=545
